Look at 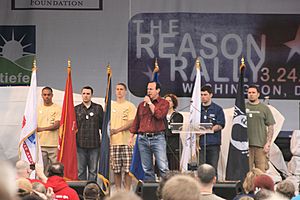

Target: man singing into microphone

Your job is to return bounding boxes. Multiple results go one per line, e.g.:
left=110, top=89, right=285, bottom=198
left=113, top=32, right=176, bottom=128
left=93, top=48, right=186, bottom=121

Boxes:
left=130, top=81, right=169, bottom=181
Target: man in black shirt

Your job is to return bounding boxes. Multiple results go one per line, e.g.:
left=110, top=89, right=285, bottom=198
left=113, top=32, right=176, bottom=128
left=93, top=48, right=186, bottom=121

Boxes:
left=75, top=86, right=103, bottom=180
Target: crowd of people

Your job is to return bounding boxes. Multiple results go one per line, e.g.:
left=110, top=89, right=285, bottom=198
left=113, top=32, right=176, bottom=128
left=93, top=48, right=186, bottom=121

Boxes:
left=2, top=160, right=300, bottom=200
left=2, top=81, right=298, bottom=199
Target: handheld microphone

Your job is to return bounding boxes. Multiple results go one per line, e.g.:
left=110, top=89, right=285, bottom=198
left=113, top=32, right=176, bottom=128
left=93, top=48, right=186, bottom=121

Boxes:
left=144, top=95, right=150, bottom=107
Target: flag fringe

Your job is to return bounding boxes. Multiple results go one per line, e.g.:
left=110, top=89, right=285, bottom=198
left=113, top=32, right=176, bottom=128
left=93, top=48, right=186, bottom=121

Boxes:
left=18, top=129, right=36, bottom=158
left=97, top=173, right=110, bottom=196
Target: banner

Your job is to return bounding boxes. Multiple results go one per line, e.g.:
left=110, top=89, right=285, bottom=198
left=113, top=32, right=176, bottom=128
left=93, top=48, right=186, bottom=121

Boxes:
left=128, top=13, right=300, bottom=99
left=12, top=0, right=103, bottom=10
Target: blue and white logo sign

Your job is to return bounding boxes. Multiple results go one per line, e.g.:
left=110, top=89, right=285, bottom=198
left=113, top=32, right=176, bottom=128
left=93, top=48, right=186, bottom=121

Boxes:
left=128, top=13, right=300, bottom=99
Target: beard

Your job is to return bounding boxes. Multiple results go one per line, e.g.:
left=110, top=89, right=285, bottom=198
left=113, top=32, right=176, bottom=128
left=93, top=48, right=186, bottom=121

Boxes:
left=249, top=99, right=256, bottom=103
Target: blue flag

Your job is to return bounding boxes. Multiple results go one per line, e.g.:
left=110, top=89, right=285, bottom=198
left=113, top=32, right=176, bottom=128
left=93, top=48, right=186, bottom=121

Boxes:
left=98, top=66, right=111, bottom=195
left=152, top=58, right=159, bottom=83
left=129, top=135, right=145, bottom=180
left=130, top=59, right=160, bottom=180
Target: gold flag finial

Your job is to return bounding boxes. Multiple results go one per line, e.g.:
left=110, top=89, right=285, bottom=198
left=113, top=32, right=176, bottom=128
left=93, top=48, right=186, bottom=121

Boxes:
left=195, top=57, right=201, bottom=70
left=154, top=58, right=159, bottom=73
left=32, top=59, right=37, bottom=71
left=240, top=56, right=246, bottom=70
left=68, top=58, right=71, bottom=68
left=107, top=63, right=111, bottom=75
left=67, top=58, right=71, bottom=73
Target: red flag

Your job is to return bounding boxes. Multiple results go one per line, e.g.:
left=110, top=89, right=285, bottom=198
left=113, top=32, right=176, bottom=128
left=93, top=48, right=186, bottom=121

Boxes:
left=58, top=64, right=78, bottom=180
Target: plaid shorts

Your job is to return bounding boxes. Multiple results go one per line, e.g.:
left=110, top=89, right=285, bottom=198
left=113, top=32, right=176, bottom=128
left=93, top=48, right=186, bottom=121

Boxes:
left=110, top=145, right=133, bottom=173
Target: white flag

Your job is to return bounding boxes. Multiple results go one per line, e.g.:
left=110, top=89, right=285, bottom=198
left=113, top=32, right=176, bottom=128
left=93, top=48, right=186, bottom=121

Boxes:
left=18, top=68, right=43, bottom=169
left=180, top=62, right=201, bottom=171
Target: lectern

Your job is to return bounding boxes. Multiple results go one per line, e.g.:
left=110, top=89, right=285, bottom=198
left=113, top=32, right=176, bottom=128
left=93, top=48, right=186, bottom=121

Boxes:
left=170, top=122, right=213, bottom=170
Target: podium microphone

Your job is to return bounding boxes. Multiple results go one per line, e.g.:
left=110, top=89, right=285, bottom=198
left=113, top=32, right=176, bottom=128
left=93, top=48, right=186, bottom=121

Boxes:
left=264, top=96, right=270, bottom=105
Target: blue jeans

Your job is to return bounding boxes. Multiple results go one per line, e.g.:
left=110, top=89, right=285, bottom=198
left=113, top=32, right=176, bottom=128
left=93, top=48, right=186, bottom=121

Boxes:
left=77, top=146, right=100, bottom=181
left=199, top=145, right=220, bottom=177
left=138, top=133, right=169, bottom=181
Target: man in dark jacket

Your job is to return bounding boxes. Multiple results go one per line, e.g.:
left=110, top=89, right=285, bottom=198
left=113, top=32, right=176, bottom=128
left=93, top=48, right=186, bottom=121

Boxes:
left=199, top=85, right=225, bottom=178
left=45, top=162, right=79, bottom=200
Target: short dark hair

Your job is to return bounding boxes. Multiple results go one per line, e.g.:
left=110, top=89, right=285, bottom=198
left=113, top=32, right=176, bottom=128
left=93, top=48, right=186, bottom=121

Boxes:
left=42, top=87, right=53, bottom=93
left=248, top=84, right=260, bottom=93
left=201, top=85, right=212, bottom=94
left=116, top=82, right=127, bottom=90
left=81, top=86, right=94, bottom=95
left=197, top=164, right=216, bottom=184
left=148, top=81, right=161, bottom=90
left=164, top=94, right=179, bottom=109
left=83, top=181, right=101, bottom=200
left=48, top=162, right=64, bottom=177
left=276, top=180, right=295, bottom=199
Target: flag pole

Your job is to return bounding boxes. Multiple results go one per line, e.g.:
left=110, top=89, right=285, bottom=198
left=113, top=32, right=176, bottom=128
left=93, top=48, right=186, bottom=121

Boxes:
left=195, top=57, right=202, bottom=166
left=32, top=59, right=40, bottom=165
left=98, top=63, right=112, bottom=196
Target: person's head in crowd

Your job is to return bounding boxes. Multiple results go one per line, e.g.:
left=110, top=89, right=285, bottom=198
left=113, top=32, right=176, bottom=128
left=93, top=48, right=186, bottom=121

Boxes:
left=47, top=162, right=64, bottom=177
left=0, top=161, right=17, bottom=200
left=156, top=170, right=180, bottom=200
left=243, top=168, right=264, bottom=194
left=81, top=86, right=94, bottom=104
left=16, top=160, right=32, bottom=179
left=183, top=170, right=198, bottom=179
left=83, top=182, right=101, bottom=200
left=254, top=189, right=273, bottom=200
left=239, top=197, right=254, bottom=200
left=41, top=87, right=54, bottom=106
left=197, top=163, right=216, bottom=185
left=276, top=179, right=295, bottom=199
left=16, top=178, right=33, bottom=197
left=162, top=174, right=201, bottom=200
left=32, top=182, right=48, bottom=200
left=104, top=191, right=141, bottom=200
left=201, top=85, right=213, bottom=105
left=164, top=93, right=179, bottom=110
left=32, top=182, right=46, bottom=195
left=254, top=189, right=288, bottom=200
left=253, top=174, right=274, bottom=192
left=21, top=193, right=44, bottom=200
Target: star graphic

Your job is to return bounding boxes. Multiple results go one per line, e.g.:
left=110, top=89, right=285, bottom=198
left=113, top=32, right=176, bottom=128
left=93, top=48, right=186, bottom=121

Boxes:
left=284, top=26, right=300, bottom=62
